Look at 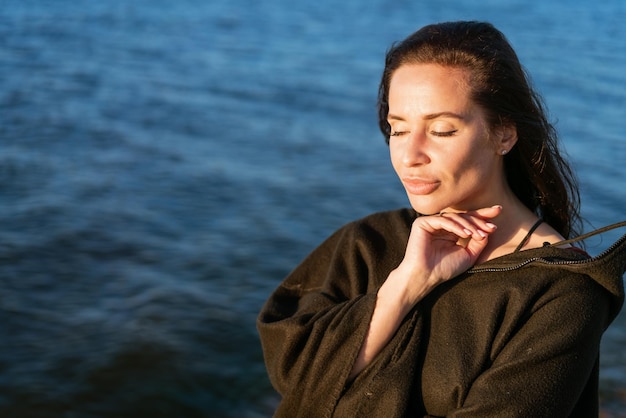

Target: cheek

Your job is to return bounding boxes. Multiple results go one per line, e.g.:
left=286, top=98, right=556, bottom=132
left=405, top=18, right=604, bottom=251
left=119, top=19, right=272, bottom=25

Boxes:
left=389, top=143, right=402, bottom=172
left=444, top=143, right=494, bottom=182
left=453, top=129, right=496, bottom=173
left=462, top=152, right=498, bottom=183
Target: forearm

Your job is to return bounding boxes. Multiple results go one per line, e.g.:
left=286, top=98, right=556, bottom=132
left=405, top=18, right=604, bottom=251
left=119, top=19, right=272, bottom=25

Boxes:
left=349, top=268, right=432, bottom=379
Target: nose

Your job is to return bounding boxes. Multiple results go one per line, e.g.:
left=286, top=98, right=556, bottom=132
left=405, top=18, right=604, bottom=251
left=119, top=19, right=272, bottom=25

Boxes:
left=402, top=130, right=431, bottom=166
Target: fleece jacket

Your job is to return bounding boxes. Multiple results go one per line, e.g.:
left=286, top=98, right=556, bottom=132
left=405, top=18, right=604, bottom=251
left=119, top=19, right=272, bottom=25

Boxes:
left=257, top=209, right=626, bottom=417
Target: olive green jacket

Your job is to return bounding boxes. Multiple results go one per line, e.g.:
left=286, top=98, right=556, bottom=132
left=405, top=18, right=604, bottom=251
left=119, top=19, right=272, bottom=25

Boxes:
left=258, top=209, right=626, bottom=417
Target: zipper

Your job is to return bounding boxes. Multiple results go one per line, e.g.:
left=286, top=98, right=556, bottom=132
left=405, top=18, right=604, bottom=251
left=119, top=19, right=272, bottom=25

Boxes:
left=468, top=224, right=626, bottom=274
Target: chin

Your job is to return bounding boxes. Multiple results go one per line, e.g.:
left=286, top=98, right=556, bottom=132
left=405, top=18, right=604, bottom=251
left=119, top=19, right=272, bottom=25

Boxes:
left=408, top=195, right=473, bottom=216
left=408, top=198, right=446, bottom=216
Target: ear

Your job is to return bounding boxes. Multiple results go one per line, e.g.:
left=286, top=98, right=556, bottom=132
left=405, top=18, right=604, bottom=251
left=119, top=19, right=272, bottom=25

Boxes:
left=494, top=123, right=518, bottom=155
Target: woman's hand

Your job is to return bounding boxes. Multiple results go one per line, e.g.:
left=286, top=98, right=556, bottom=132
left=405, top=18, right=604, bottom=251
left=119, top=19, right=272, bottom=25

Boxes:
left=395, top=205, right=502, bottom=303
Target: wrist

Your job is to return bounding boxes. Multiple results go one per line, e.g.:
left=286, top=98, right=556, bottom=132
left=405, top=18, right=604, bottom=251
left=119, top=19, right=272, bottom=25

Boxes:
left=380, top=267, right=434, bottom=315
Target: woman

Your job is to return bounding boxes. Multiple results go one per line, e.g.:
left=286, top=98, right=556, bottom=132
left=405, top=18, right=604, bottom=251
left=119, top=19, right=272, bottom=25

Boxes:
left=258, top=21, right=626, bottom=417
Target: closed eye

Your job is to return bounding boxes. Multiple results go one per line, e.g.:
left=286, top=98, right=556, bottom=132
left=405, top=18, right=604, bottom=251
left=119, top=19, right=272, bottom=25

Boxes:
left=431, top=130, right=458, bottom=137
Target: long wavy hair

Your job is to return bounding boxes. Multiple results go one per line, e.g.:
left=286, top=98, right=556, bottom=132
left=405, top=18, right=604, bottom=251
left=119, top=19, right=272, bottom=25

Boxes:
left=377, top=21, right=581, bottom=238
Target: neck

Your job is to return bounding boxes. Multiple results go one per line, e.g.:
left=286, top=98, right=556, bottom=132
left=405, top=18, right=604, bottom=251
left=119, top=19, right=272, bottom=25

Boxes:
left=477, top=193, right=540, bottom=262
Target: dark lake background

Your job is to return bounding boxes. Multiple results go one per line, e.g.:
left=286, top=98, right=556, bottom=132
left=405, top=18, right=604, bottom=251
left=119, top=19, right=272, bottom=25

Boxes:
left=1, top=0, right=625, bottom=417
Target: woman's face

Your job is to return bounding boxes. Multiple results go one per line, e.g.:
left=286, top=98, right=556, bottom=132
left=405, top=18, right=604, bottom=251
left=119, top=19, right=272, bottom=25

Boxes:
left=388, top=63, right=508, bottom=215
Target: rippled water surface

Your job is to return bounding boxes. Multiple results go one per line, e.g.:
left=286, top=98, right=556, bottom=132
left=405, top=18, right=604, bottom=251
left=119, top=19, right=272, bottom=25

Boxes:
left=1, top=0, right=625, bottom=416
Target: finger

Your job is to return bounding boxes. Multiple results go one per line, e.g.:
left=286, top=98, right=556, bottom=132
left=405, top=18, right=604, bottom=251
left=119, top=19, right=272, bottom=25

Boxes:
left=450, top=205, right=502, bottom=233
left=464, top=230, right=491, bottom=257
left=438, top=212, right=496, bottom=241
left=415, top=215, right=474, bottom=240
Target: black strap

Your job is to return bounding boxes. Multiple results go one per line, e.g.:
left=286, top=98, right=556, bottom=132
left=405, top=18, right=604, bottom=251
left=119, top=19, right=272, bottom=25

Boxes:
left=514, top=219, right=544, bottom=252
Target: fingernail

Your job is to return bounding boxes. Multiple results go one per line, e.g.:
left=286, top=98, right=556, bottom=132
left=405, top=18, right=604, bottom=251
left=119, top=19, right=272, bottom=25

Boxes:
left=464, top=228, right=473, bottom=236
left=477, top=230, right=487, bottom=238
left=493, top=205, right=503, bottom=210
left=486, top=222, right=497, bottom=229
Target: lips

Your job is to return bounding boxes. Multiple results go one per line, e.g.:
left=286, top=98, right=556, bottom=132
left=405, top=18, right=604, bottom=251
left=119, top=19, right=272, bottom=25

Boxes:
left=401, top=177, right=440, bottom=195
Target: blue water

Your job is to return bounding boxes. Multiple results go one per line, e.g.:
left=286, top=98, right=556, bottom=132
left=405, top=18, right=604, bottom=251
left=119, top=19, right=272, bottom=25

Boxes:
left=1, top=0, right=625, bottom=416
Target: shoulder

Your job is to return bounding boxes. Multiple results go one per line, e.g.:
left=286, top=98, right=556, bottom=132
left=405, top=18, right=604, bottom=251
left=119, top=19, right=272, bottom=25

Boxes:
left=468, top=245, right=614, bottom=322
left=318, top=208, right=415, bottom=255
left=276, top=209, right=416, bottom=297
left=459, top=258, right=613, bottom=342
left=350, top=207, right=416, bottom=233
left=317, top=208, right=414, bottom=243
left=524, top=221, right=570, bottom=250
left=301, top=208, right=415, bottom=271
left=333, top=208, right=416, bottom=250
left=294, top=208, right=415, bottom=260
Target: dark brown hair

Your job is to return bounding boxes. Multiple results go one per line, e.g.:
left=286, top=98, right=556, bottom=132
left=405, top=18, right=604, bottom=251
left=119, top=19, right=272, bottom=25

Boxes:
left=378, top=21, right=581, bottom=238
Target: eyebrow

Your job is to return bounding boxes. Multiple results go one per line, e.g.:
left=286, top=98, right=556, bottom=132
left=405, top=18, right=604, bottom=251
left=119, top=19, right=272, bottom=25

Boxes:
left=387, top=111, right=466, bottom=121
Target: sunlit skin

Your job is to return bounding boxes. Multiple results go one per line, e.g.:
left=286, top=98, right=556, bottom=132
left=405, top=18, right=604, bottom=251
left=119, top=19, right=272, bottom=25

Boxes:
left=385, top=64, right=568, bottom=259
left=388, top=64, right=511, bottom=216
left=348, top=63, right=567, bottom=379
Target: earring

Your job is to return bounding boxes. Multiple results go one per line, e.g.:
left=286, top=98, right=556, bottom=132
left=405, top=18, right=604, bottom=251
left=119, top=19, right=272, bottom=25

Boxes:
left=501, top=149, right=508, bottom=155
